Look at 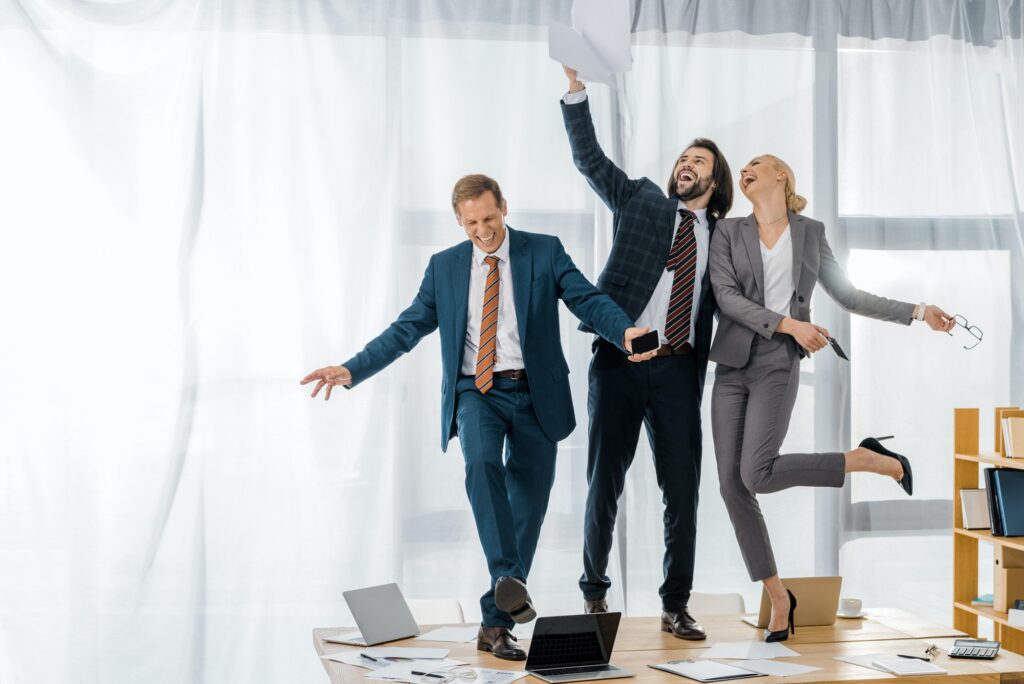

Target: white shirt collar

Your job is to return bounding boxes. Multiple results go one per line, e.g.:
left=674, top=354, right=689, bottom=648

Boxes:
left=677, top=201, right=709, bottom=228
left=472, top=229, right=511, bottom=266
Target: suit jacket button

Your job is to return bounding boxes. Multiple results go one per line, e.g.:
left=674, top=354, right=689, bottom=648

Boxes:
left=798, top=296, right=805, bottom=303
left=763, top=323, right=769, bottom=328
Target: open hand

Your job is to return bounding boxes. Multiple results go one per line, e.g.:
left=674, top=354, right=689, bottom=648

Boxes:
left=624, top=326, right=659, bottom=362
left=300, top=365, right=352, bottom=401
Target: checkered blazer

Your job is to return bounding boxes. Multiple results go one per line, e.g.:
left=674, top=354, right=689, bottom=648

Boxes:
left=561, top=97, right=719, bottom=394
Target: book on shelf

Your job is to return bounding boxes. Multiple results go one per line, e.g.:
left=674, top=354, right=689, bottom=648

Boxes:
left=971, top=593, right=994, bottom=606
left=997, top=407, right=1021, bottom=456
left=960, top=488, right=991, bottom=529
left=1003, top=414, right=1024, bottom=458
left=985, top=467, right=1024, bottom=536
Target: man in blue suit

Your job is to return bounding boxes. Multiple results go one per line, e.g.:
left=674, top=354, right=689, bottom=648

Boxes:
left=559, top=66, right=734, bottom=639
left=301, top=174, right=655, bottom=660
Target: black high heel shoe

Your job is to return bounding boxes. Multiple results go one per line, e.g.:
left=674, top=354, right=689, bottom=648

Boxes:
left=860, top=435, right=913, bottom=496
left=765, top=589, right=797, bottom=642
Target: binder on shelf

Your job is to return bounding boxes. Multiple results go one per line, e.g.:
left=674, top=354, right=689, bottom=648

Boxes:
left=985, top=467, right=1024, bottom=537
left=985, top=468, right=1004, bottom=536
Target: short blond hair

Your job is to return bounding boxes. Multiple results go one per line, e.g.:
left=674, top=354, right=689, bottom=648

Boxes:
left=764, top=155, right=807, bottom=214
left=451, top=174, right=506, bottom=215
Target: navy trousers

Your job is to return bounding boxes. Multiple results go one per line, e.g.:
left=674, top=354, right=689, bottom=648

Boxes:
left=455, top=375, right=557, bottom=628
left=581, top=341, right=703, bottom=611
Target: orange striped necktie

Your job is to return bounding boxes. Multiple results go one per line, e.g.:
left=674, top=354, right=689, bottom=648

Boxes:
left=475, top=255, right=500, bottom=394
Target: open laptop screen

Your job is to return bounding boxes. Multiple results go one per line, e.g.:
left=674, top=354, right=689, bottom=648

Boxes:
left=526, top=613, right=621, bottom=670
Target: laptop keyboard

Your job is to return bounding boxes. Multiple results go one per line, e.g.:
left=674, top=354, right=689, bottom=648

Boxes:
left=540, top=665, right=614, bottom=676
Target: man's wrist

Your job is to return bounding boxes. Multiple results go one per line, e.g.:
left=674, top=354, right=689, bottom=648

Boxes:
left=913, top=302, right=927, bottom=322
left=568, top=79, right=585, bottom=94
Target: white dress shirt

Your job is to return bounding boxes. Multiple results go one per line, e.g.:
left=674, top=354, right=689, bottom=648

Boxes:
left=760, top=225, right=795, bottom=316
left=461, top=234, right=524, bottom=375
left=635, top=205, right=711, bottom=347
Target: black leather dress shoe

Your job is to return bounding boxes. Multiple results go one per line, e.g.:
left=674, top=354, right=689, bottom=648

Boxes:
left=860, top=436, right=913, bottom=496
left=584, top=598, right=608, bottom=613
left=661, top=608, right=707, bottom=640
left=477, top=625, right=526, bottom=660
left=495, top=576, right=537, bottom=624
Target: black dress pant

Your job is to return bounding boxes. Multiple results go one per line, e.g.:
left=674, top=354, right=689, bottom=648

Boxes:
left=580, top=340, right=703, bottom=611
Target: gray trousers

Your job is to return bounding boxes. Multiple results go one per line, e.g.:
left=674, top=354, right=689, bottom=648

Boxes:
left=711, top=335, right=845, bottom=581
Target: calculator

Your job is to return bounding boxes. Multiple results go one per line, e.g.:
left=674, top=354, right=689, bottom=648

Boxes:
left=949, top=639, right=1000, bottom=659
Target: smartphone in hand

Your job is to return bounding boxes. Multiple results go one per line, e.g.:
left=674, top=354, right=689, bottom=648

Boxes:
left=631, top=330, right=660, bottom=355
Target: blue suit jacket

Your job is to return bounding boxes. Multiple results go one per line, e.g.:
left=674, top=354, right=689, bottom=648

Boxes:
left=561, top=97, right=720, bottom=398
left=342, top=227, right=635, bottom=451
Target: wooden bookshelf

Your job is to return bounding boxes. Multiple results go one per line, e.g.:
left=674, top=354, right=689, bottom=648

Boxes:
left=953, top=407, right=1024, bottom=653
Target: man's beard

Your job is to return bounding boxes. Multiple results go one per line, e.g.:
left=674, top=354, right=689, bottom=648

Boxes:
left=676, top=174, right=713, bottom=201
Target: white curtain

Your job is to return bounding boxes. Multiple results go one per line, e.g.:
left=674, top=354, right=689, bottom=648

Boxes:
left=0, top=1, right=1021, bottom=682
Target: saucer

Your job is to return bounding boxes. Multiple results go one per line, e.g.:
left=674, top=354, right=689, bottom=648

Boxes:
left=836, top=610, right=867, bottom=619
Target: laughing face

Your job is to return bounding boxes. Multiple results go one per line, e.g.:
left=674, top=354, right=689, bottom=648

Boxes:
left=672, top=146, right=716, bottom=201
left=739, top=156, right=785, bottom=199
left=457, top=191, right=507, bottom=253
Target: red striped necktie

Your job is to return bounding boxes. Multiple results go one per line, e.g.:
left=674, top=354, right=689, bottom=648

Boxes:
left=475, top=255, right=500, bottom=393
left=664, top=209, right=698, bottom=349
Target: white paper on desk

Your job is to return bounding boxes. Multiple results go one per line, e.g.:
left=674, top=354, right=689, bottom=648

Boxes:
left=319, top=651, right=387, bottom=670
left=364, top=660, right=465, bottom=683
left=735, top=660, right=822, bottom=677
left=363, top=647, right=450, bottom=659
left=702, top=641, right=800, bottom=660
left=834, top=654, right=892, bottom=673
left=415, top=626, right=479, bottom=643
left=471, top=668, right=530, bottom=684
left=548, top=0, right=631, bottom=86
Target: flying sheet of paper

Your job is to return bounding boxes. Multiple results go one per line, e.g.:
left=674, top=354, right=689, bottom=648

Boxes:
left=701, top=641, right=800, bottom=660
left=415, top=626, right=480, bottom=643
left=735, top=659, right=822, bottom=677
left=548, top=0, right=632, bottom=86
left=362, top=647, right=451, bottom=660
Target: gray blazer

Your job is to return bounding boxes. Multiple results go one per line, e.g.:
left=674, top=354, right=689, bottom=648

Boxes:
left=708, top=212, right=915, bottom=369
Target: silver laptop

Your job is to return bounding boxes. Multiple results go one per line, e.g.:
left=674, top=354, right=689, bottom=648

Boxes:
left=324, top=583, right=421, bottom=646
left=741, top=576, right=843, bottom=629
left=525, top=613, right=634, bottom=683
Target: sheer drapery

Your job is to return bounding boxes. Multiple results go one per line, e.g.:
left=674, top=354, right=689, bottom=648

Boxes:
left=1, top=1, right=1021, bottom=682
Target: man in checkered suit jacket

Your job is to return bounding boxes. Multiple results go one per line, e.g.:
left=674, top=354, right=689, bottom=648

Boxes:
left=560, top=65, right=734, bottom=640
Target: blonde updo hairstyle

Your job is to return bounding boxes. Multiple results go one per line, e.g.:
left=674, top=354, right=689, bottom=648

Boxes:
left=764, top=155, right=807, bottom=214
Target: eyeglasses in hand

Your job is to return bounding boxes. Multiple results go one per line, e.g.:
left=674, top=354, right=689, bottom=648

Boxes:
left=948, top=314, right=983, bottom=350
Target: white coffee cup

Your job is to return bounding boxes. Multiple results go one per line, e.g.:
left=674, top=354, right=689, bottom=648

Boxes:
left=839, top=597, right=863, bottom=616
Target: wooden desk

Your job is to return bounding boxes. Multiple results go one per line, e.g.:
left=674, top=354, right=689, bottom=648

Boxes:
left=312, top=611, right=1018, bottom=684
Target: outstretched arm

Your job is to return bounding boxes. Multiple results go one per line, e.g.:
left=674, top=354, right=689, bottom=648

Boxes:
left=560, top=66, right=643, bottom=215
left=551, top=237, right=656, bottom=361
left=299, top=256, right=441, bottom=399
left=817, top=229, right=917, bottom=324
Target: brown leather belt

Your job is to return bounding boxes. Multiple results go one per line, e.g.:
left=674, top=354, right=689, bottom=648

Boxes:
left=654, top=342, right=693, bottom=357
left=493, top=369, right=528, bottom=380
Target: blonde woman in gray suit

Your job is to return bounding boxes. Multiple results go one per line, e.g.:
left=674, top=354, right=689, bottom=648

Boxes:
left=707, top=155, right=954, bottom=642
